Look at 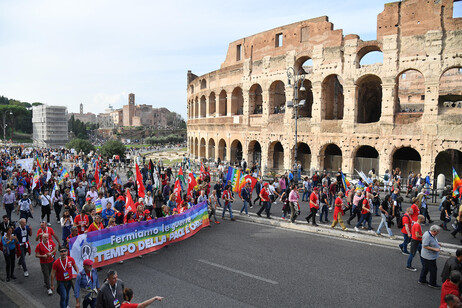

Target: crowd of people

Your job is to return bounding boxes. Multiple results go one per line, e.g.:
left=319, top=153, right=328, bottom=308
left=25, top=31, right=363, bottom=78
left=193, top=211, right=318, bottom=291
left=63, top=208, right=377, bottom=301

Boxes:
left=0, top=146, right=462, bottom=307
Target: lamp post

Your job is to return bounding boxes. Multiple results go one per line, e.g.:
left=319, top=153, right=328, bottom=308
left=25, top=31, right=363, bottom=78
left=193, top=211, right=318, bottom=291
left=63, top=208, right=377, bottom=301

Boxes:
left=1, top=110, right=12, bottom=142
left=286, top=67, right=306, bottom=183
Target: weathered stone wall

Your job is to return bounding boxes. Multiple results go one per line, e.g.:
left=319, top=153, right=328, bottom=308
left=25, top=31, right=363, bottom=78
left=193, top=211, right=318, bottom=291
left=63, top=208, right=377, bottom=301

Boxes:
left=187, top=0, right=462, bottom=180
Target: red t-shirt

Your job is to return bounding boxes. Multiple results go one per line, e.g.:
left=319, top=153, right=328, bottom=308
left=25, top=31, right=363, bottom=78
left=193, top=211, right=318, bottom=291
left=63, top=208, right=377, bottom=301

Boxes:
left=401, top=214, right=412, bottom=234
left=87, top=222, right=104, bottom=233
left=333, top=197, right=344, bottom=217
left=260, top=188, right=269, bottom=202
left=74, top=214, right=89, bottom=234
left=309, top=192, right=319, bottom=209
left=35, top=240, right=56, bottom=264
left=361, top=199, right=370, bottom=215
left=121, top=303, right=138, bottom=308
left=36, top=227, right=56, bottom=243
left=411, top=223, right=423, bottom=241
left=52, top=256, right=76, bottom=281
left=410, top=203, right=419, bottom=222
left=222, top=190, right=231, bottom=205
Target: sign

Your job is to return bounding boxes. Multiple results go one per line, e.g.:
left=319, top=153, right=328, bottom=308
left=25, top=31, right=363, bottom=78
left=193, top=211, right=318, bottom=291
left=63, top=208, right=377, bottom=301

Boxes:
left=69, top=201, right=210, bottom=272
left=15, top=158, right=34, bottom=172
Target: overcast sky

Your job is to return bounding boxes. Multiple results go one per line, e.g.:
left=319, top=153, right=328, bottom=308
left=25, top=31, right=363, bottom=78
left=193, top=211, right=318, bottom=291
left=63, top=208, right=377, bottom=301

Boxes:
left=1, top=1, right=460, bottom=119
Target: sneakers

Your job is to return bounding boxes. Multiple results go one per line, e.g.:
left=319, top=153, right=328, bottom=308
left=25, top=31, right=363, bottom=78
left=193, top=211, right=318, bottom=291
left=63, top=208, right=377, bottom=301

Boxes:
left=342, top=228, right=348, bottom=231
left=406, top=266, right=417, bottom=272
left=118, top=261, right=124, bottom=264
left=47, top=223, right=52, bottom=226
left=427, top=284, right=441, bottom=289
left=230, top=218, right=236, bottom=221
left=418, top=280, right=428, bottom=285
left=402, top=251, right=410, bottom=256
left=354, top=227, right=359, bottom=232
left=375, top=232, right=381, bottom=236
left=214, top=221, right=220, bottom=224
left=24, top=271, right=29, bottom=277
left=368, top=230, right=374, bottom=234
left=390, top=235, right=396, bottom=240
left=47, top=289, right=53, bottom=295
left=257, top=214, right=262, bottom=217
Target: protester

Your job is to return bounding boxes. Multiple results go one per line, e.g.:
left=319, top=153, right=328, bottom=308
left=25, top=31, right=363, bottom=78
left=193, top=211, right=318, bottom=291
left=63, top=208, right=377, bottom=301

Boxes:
left=441, top=248, right=462, bottom=283
left=2, top=226, right=18, bottom=281
left=222, top=185, right=235, bottom=221
left=419, top=225, right=442, bottom=289
left=35, top=233, right=56, bottom=295
left=50, top=247, right=79, bottom=308
left=75, top=259, right=100, bottom=308
left=305, top=187, right=319, bottom=226
left=440, top=271, right=461, bottom=306
left=14, top=218, right=32, bottom=277
left=406, top=215, right=424, bottom=272
left=96, top=269, right=125, bottom=308
left=39, top=190, right=52, bottom=226
left=121, top=287, right=163, bottom=308
left=399, top=207, right=413, bottom=255
left=331, top=191, right=347, bottom=231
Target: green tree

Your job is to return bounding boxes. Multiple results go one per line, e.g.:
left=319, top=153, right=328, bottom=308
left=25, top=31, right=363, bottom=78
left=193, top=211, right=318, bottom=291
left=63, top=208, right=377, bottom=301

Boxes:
left=66, top=138, right=95, bottom=154
left=100, top=140, right=126, bottom=157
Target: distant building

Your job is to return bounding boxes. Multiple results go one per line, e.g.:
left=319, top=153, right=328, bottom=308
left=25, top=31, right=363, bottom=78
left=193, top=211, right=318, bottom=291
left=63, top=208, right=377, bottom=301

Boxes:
left=68, top=103, right=97, bottom=124
left=32, top=105, right=68, bottom=147
left=119, top=93, right=168, bottom=128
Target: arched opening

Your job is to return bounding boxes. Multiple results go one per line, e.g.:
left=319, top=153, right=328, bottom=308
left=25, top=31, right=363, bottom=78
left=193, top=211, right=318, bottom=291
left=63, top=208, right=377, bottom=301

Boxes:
left=208, top=139, right=215, bottom=160
left=296, top=142, right=311, bottom=172
left=200, top=79, right=206, bottom=89
left=396, top=69, right=425, bottom=113
left=294, top=56, right=313, bottom=75
left=434, top=149, right=462, bottom=185
left=322, top=75, right=344, bottom=120
left=357, top=48, right=383, bottom=68
left=209, top=92, right=216, bottom=116
left=190, top=85, right=194, bottom=94
left=439, top=67, right=462, bottom=113
left=230, top=140, right=243, bottom=165
left=269, top=141, right=284, bottom=170
left=392, top=147, right=421, bottom=176
left=356, top=74, right=382, bottom=123
left=218, top=139, right=227, bottom=161
left=200, top=95, right=206, bottom=118
left=194, top=97, right=199, bottom=118
left=218, top=90, right=227, bottom=116
left=194, top=137, right=199, bottom=159
left=298, top=79, right=313, bottom=118
left=248, top=140, right=262, bottom=166
left=249, top=84, right=263, bottom=115
left=231, top=87, right=244, bottom=115
left=323, top=144, right=342, bottom=172
left=354, top=146, right=379, bottom=174
left=200, top=138, right=206, bottom=159
left=269, top=81, right=286, bottom=114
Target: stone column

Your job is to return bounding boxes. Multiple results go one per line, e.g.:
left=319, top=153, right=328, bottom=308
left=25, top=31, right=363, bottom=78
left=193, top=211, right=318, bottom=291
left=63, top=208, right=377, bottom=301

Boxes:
left=380, top=79, right=396, bottom=129
left=261, top=140, right=269, bottom=176
left=226, top=93, right=231, bottom=117
left=311, top=81, right=322, bottom=132
left=243, top=88, right=250, bottom=125
left=205, top=96, right=210, bottom=118
left=422, top=80, right=439, bottom=136
left=262, top=89, right=270, bottom=125
left=342, top=83, right=356, bottom=132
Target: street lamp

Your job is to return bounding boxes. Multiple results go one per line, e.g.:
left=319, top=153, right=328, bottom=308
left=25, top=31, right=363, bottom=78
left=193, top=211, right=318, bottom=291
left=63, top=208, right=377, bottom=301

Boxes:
left=286, top=67, right=306, bottom=183
left=1, top=110, right=13, bottom=142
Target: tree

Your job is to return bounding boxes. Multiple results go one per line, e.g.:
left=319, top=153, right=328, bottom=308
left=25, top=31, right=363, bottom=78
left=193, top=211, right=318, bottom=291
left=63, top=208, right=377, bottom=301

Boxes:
left=100, top=140, right=126, bottom=157
left=66, top=138, right=95, bottom=154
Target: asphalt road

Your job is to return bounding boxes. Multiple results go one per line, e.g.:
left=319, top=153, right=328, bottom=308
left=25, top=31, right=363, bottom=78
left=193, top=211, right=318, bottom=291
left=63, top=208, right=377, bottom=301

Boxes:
left=0, top=207, right=446, bottom=308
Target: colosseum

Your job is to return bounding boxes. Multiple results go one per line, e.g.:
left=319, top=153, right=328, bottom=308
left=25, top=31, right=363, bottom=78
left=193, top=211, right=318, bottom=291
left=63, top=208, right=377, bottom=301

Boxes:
left=186, top=0, right=462, bottom=182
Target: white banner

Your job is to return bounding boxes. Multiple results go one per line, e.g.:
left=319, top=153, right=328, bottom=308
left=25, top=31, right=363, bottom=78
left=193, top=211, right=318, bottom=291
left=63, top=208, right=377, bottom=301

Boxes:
left=15, top=158, right=34, bottom=172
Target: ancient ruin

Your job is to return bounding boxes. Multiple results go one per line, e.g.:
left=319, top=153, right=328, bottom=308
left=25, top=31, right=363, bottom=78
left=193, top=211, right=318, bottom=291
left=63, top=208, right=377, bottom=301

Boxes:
left=187, top=0, right=462, bottom=181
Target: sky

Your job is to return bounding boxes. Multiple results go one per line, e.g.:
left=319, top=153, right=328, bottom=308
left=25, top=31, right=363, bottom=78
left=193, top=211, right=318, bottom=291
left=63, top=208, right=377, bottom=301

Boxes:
left=0, top=0, right=461, bottom=119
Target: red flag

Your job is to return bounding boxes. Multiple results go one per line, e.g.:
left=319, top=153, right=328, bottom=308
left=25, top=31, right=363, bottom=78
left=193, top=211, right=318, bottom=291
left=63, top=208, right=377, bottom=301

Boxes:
left=187, top=172, right=198, bottom=197
left=125, top=188, right=136, bottom=216
left=94, top=162, right=100, bottom=188
left=200, top=162, right=205, bottom=174
left=244, top=175, right=257, bottom=191
left=174, top=178, right=182, bottom=204
left=135, top=163, right=145, bottom=198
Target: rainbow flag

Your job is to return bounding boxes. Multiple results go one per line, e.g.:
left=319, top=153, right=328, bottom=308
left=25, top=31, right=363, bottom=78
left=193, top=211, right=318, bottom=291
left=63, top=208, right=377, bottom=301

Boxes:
left=226, top=167, right=241, bottom=192
left=356, top=181, right=365, bottom=191
left=453, top=168, right=462, bottom=196
left=70, top=185, right=76, bottom=201
left=51, top=182, right=58, bottom=203
left=95, top=199, right=102, bottom=214
left=58, top=168, right=69, bottom=184
left=341, top=172, right=350, bottom=190
left=31, top=167, right=40, bottom=190
left=36, top=157, right=44, bottom=174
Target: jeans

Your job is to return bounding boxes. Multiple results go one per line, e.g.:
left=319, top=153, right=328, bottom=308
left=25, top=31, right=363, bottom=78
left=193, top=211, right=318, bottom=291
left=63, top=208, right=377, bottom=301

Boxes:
left=356, top=213, right=372, bottom=230
left=78, top=197, right=85, bottom=211
left=222, top=202, right=233, bottom=219
left=399, top=233, right=411, bottom=254
left=19, top=245, right=28, bottom=271
left=419, top=258, right=438, bottom=285
left=3, top=247, right=15, bottom=278
left=376, top=213, right=393, bottom=236
left=4, top=203, right=14, bottom=220
left=320, top=204, right=329, bottom=222
left=82, top=295, right=96, bottom=308
left=306, top=207, right=318, bottom=224
left=407, top=240, right=422, bottom=268
left=57, top=280, right=72, bottom=308
left=302, top=191, right=310, bottom=201
left=451, top=221, right=462, bottom=237
left=373, top=203, right=380, bottom=216
left=240, top=200, right=249, bottom=214
left=257, top=201, right=271, bottom=218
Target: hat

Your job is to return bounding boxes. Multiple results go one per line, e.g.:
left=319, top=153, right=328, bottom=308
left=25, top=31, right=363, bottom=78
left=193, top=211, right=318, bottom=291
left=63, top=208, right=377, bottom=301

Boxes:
left=86, top=197, right=91, bottom=201
left=22, top=193, right=27, bottom=197
left=83, top=259, right=93, bottom=266
left=313, top=187, right=319, bottom=190
left=144, top=210, right=150, bottom=214
left=138, top=198, right=144, bottom=202
left=264, top=183, right=269, bottom=187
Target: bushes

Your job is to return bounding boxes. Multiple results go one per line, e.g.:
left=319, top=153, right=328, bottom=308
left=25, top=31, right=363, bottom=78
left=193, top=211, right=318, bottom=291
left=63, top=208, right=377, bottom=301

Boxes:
left=100, top=140, right=126, bottom=157
left=66, top=138, right=95, bottom=154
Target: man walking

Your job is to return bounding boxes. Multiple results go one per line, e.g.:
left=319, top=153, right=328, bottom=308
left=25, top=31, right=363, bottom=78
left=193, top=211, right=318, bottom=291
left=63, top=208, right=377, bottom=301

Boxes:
left=51, top=247, right=79, bottom=308
left=75, top=259, right=100, bottom=308
left=222, top=185, right=235, bottom=221
left=306, top=187, right=320, bottom=226
left=257, top=183, right=271, bottom=218
left=35, top=233, right=56, bottom=295
left=14, top=218, right=32, bottom=277
left=96, top=270, right=124, bottom=308
left=3, top=188, right=16, bottom=220
left=406, top=214, right=424, bottom=271
left=399, top=207, right=413, bottom=255
left=419, top=225, right=442, bottom=289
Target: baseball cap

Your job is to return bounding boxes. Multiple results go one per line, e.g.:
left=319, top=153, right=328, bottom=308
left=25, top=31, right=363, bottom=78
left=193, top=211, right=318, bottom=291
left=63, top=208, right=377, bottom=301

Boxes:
left=83, top=259, right=93, bottom=266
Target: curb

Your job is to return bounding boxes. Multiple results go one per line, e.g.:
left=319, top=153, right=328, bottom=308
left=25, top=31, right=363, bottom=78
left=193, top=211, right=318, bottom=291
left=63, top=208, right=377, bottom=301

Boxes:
left=230, top=211, right=459, bottom=257
left=0, top=278, right=47, bottom=308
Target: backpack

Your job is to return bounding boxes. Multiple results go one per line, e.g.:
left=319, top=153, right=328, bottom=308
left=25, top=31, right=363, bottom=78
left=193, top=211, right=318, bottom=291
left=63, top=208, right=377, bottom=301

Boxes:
left=397, top=216, right=403, bottom=229
left=383, top=174, right=389, bottom=181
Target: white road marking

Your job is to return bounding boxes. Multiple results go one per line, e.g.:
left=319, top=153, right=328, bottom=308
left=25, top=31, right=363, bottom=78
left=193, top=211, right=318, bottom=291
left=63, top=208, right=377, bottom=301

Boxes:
left=197, top=259, right=278, bottom=285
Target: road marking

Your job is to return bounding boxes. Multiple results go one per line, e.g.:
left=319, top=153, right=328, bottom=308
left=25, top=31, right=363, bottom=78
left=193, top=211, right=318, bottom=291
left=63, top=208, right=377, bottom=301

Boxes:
left=197, top=259, right=278, bottom=285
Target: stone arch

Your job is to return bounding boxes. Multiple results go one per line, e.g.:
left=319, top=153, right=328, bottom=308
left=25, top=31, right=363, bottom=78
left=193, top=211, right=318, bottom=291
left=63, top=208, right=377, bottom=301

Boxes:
left=200, top=79, right=207, bottom=89
left=208, top=138, right=216, bottom=160
left=209, top=92, right=216, bottom=116
left=231, top=87, right=244, bottom=115
left=218, top=139, right=227, bottom=161
left=230, top=140, right=243, bottom=165
left=396, top=69, right=425, bottom=113
left=296, top=142, right=311, bottom=171
left=434, top=149, right=462, bottom=185
left=356, top=44, right=383, bottom=68
left=294, top=56, right=313, bottom=75
left=249, top=84, right=263, bottom=115
left=269, top=141, right=284, bottom=171
left=439, top=66, right=462, bottom=113
left=322, top=75, right=344, bottom=120
left=200, top=95, right=206, bottom=118
left=200, top=138, right=206, bottom=159
left=248, top=140, right=262, bottom=166
left=321, top=143, right=342, bottom=172
left=353, top=145, right=379, bottom=175
left=269, top=81, right=286, bottom=114
left=194, top=137, right=199, bottom=159
left=392, top=146, right=421, bottom=176
left=218, top=90, right=227, bottom=116
left=298, top=79, right=313, bottom=118
left=356, top=74, right=382, bottom=123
